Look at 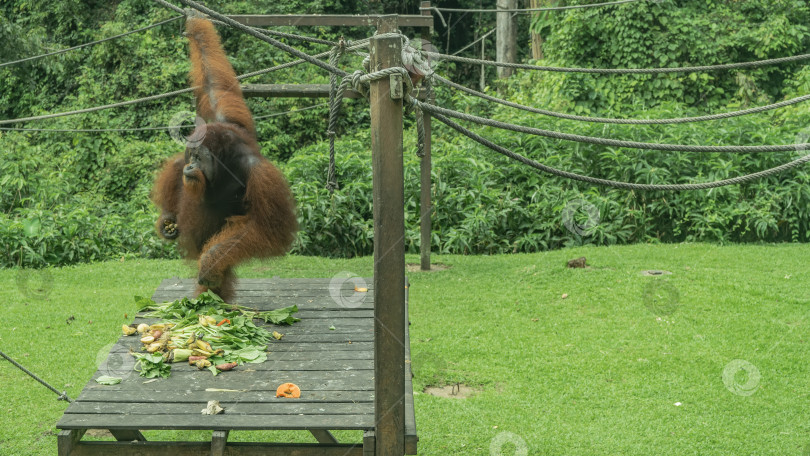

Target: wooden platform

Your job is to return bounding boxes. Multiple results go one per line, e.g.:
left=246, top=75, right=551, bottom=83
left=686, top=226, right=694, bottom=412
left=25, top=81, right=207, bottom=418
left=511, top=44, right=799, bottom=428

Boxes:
left=56, top=277, right=417, bottom=455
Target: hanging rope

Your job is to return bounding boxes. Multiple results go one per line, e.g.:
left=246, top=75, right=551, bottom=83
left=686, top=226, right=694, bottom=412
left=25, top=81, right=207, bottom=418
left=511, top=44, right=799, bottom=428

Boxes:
left=429, top=110, right=810, bottom=191
left=432, top=74, right=810, bottom=124
left=424, top=51, right=810, bottom=74
left=0, top=16, right=183, bottom=69
left=422, top=0, right=644, bottom=14
left=326, top=39, right=347, bottom=192
left=415, top=99, right=810, bottom=153
left=152, top=0, right=337, bottom=46
left=0, top=349, right=72, bottom=403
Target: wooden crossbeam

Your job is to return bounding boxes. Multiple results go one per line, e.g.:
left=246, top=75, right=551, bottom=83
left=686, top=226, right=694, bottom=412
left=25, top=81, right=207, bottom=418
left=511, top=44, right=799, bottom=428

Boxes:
left=229, top=15, right=432, bottom=28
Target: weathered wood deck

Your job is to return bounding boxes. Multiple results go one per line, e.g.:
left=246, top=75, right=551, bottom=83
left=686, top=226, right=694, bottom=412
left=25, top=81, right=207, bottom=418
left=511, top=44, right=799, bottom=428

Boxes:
left=56, top=277, right=417, bottom=455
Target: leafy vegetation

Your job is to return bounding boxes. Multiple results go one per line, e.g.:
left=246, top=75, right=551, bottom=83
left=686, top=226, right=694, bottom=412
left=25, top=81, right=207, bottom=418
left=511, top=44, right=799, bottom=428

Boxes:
left=4, top=0, right=810, bottom=265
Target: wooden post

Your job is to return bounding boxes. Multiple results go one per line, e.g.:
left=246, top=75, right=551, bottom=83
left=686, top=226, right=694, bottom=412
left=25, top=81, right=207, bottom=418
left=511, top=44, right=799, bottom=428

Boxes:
left=370, top=15, right=406, bottom=456
left=420, top=1, right=433, bottom=272
left=496, top=0, right=517, bottom=78
left=530, top=0, right=544, bottom=60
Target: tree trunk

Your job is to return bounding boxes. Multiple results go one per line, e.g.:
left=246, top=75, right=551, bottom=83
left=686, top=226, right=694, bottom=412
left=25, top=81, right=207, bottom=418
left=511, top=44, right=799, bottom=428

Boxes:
left=530, top=0, right=544, bottom=60
left=496, top=0, right=517, bottom=78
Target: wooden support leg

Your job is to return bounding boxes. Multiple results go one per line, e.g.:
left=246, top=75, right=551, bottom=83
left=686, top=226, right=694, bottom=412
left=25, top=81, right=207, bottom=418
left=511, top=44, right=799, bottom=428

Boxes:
left=211, top=430, right=229, bottom=456
left=109, top=429, right=146, bottom=441
left=363, top=431, right=376, bottom=456
left=310, top=429, right=339, bottom=443
left=57, top=429, right=86, bottom=456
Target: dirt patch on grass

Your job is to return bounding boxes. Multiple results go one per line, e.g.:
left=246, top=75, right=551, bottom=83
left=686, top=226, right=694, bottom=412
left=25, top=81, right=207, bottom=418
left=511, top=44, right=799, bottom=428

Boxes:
left=84, top=429, right=114, bottom=438
left=424, top=383, right=479, bottom=398
left=406, top=263, right=451, bottom=272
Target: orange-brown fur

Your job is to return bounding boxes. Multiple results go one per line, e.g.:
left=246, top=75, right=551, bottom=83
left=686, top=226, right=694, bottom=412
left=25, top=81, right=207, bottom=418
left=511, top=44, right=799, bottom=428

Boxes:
left=151, top=18, right=297, bottom=302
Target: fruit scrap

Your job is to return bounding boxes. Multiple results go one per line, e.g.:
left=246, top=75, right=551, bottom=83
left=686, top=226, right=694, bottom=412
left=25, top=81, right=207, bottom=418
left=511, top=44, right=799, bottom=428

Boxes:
left=201, top=400, right=224, bottom=415
left=216, top=318, right=231, bottom=326
left=272, top=331, right=283, bottom=340
left=151, top=330, right=163, bottom=340
left=195, top=359, right=212, bottom=370
left=276, top=382, right=301, bottom=398
left=136, top=323, right=150, bottom=334
left=215, top=362, right=237, bottom=371
left=166, top=349, right=192, bottom=363
left=195, top=339, right=213, bottom=352
left=122, top=325, right=137, bottom=336
left=140, top=335, right=155, bottom=344
left=188, top=355, right=208, bottom=365
left=354, top=286, right=368, bottom=292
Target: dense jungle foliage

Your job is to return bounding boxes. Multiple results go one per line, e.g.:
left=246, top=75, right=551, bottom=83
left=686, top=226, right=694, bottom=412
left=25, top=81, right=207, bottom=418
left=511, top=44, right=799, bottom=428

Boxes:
left=3, top=0, right=810, bottom=267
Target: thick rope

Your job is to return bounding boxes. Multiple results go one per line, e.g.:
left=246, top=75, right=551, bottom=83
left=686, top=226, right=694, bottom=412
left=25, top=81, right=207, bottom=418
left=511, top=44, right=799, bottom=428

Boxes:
left=152, top=0, right=336, bottom=46
left=425, top=51, right=810, bottom=74
left=0, top=16, right=183, bottom=69
left=326, top=41, right=347, bottom=192
left=430, top=111, right=810, bottom=191
left=415, top=100, right=810, bottom=153
left=433, top=74, right=810, bottom=124
left=0, top=349, right=72, bottom=402
left=0, top=40, right=367, bottom=125
left=173, top=0, right=349, bottom=77
left=422, top=0, right=644, bottom=14
left=0, top=103, right=328, bottom=132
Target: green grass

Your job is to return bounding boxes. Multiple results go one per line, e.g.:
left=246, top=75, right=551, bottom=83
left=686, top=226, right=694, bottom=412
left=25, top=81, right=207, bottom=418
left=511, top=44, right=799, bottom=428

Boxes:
left=2, top=244, right=810, bottom=455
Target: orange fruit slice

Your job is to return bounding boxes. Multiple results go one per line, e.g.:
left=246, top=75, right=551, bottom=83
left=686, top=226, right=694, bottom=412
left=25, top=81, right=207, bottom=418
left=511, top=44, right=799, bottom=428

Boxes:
left=276, top=382, right=301, bottom=398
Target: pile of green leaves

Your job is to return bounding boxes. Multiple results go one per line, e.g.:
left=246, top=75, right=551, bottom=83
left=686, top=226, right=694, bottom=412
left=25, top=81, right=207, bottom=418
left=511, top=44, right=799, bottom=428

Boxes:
left=132, top=291, right=299, bottom=377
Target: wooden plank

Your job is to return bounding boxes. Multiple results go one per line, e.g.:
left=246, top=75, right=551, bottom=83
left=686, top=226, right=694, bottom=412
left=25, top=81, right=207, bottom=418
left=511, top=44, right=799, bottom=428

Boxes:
left=420, top=1, right=434, bottom=272
left=57, top=429, right=85, bottom=456
left=80, top=372, right=372, bottom=393
left=77, top=390, right=373, bottom=404
left=66, top=402, right=370, bottom=416
left=403, top=282, right=418, bottom=455
left=228, top=14, right=432, bottom=28
left=309, top=430, right=339, bottom=444
left=363, top=431, right=375, bottom=456
left=58, top=413, right=374, bottom=431
left=108, top=429, right=146, bottom=442
left=147, top=294, right=373, bottom=309
left=242, top=84, right=365, bottom=99
left=370, top=16, right=407, bottom=456
left=67, top=441, right=363, bottom=456
left=242, top=84, right=429, bottom=100
left=211, top=430, right=228, bottom=456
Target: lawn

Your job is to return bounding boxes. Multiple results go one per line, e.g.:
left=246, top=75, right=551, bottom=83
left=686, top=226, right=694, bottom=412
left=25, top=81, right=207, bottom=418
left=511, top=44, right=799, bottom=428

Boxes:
left=1, top=243, right=809, bottom=455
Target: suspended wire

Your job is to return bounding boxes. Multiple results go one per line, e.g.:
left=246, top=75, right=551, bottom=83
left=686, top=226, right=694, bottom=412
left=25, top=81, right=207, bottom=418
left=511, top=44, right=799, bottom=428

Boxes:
left=0, top=16, right=183, bottom=69
left=0, top=103, right=329, bottom=133
left=425, top=50, right=810, bottom=74
left=432, top=74, right=810, bottom=124
left=430, top=110, right=810, bottom=191
left=415, top=99, right=810, bottom=153
left=151, top=0, right=337, bottom=46
left=422, top=0, right=645, bottom=14
left=0, top=39, right=367, bottom=126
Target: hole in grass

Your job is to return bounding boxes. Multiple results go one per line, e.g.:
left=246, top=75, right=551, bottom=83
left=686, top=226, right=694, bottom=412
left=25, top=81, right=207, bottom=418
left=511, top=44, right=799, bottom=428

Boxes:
left=423, top=383, right=480, bottom=399
left=406, top=263, right=451, bottom=272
